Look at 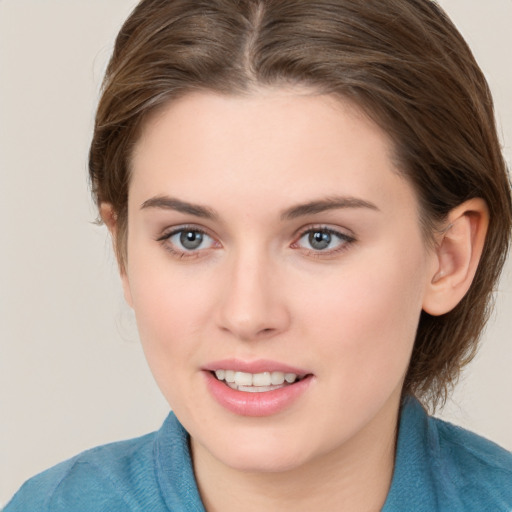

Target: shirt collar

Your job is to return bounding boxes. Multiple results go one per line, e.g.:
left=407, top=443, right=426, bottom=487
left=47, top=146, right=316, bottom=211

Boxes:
left=154, top=412, right=206, bottom=511
left=382, top=395, right=440, bottom=511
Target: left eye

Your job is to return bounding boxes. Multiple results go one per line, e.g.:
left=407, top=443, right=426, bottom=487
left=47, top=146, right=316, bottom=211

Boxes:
left=296, top=228, right=351, bottom=252
left=167, top=229, right=215, bottom=251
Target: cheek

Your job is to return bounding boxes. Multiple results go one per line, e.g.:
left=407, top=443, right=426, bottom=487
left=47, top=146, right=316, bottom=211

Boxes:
left=299, top=242, right=427, bottom=388
left=132, top=278, right=211, bottom=338
left=125, top=251, right=218, bottom=377
left=126, top=268, right=217, bottom=415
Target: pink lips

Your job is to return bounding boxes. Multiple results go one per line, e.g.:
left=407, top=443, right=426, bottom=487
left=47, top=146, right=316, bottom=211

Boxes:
left=203, top=358, right=309, bottom=376
left=202, top=359, right=314, bottom=417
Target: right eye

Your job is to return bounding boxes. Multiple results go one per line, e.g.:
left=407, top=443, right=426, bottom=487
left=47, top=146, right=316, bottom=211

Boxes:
left=158, top=227, right=218, bottom=257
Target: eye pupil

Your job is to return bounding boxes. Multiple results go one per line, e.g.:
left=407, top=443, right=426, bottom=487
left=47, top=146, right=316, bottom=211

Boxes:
left=309, top=231, right=331, bottom=250
left=180, top=230, right=203, bottom=250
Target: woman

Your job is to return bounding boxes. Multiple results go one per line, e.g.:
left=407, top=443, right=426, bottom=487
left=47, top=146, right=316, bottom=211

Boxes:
left=5, top=0, right=512, bottom=510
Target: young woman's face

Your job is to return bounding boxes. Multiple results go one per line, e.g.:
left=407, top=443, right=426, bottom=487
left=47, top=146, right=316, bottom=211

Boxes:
left=123, top=90, right=437, bottom=473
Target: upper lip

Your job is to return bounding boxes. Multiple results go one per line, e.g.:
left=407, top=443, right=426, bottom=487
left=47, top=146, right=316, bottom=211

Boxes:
left=202, top=358, right=310, bottom=376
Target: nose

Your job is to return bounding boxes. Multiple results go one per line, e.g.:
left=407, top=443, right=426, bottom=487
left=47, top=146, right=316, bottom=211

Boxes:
left=216, top=250, right=291, bottom=341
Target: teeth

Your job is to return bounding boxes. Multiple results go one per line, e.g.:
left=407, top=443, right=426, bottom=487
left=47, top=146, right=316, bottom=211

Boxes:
left=214, top=369, right=300, bottom=388
left=238, top=385, right=283, bottom=393
left=271, top=371, right=285, bottom=385
left=252, top=372, right=271, bottom=386
left=226, top=382, right=284, bottom=393
left=234, top=371, right=253, bottom=386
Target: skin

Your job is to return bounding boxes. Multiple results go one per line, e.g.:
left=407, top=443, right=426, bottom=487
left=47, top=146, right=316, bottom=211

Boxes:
left=107, top=89, right=488, bottom=511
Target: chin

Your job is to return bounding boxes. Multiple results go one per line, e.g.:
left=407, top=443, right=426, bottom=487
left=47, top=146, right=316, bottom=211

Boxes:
left=194, top=421, right=323, bottom=474
left=219, top=446, right=311, bottom=474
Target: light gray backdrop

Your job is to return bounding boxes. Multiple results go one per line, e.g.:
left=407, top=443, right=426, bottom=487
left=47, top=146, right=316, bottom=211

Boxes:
left=1, top=0, right=511, bottom=506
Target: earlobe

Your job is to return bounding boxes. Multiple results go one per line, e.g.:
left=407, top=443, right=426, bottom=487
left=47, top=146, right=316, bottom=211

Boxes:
left=422, top=198, right=489, bottom=316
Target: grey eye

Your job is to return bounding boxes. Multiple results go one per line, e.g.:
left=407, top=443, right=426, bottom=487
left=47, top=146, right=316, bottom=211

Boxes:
left=308, top=231, right=331, bottom=250
left=296, top=228, right=352, bottom=252
left=167, top=229, right=214, bottom=251
left=180, top=230, right=204, bottom=250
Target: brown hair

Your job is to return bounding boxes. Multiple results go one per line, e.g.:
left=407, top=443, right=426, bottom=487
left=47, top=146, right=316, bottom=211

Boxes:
left=89, top=0, right=512, bottom=409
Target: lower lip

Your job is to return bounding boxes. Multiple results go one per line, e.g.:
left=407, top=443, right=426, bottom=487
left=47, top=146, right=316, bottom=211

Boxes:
left=204, top=371, right=314, bottom=417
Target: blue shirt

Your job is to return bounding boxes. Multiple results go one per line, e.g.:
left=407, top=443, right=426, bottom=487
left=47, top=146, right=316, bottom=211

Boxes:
left=5, top=397, right=512, bottom=511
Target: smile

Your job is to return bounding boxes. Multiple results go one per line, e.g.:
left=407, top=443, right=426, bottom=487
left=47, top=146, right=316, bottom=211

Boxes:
left=213, top=370, right=301, bottom=392
left=203, top=361, right=314, bottom=416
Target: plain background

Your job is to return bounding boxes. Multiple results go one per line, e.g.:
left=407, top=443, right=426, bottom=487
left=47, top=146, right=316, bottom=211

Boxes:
left=1, top=0, right=511, bottom=506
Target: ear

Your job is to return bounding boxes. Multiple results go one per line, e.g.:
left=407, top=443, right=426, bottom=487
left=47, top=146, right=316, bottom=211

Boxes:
left=99, top=203, right=133, bottom=308
left=422, top=198, right=489, bottom=316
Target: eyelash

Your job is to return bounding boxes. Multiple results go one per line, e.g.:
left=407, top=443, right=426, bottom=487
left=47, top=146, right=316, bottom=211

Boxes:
left=156, top=225, right=217, bottom=259
left=156, top=225, right=356, bottom=260
left=291, top=226, right=356, bottom=257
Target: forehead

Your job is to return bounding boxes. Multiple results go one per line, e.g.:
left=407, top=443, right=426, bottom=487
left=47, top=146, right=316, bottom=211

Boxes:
left=129, top=89, right=416, bottom=219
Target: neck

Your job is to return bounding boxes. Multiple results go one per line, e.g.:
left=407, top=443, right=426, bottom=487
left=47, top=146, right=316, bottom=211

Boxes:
left=192, top=396, right=401, bottom=512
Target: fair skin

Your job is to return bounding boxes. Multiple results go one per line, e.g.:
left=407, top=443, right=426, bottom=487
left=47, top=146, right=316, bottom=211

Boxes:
left=102, top=89, right=488, bottom=512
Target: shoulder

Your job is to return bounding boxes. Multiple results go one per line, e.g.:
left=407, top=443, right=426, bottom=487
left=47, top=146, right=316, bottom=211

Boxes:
left=385, top=396, right=512, bottom=512
left=5, top=412, right=205, bottom=512
left=429, top=414, right=512, bottom=510
left=4, top=432, right=163, bottom=512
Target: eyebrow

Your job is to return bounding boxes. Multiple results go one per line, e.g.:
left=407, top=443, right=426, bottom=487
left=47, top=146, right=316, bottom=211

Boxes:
left=140, top=196, right=218, bottom=219
left=281, top=196, right=379, bottom=220
left=140, top=194, right=379, bottom=221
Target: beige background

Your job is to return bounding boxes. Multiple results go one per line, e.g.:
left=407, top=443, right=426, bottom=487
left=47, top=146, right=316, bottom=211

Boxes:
left=1, top=0, right=511, bottom=506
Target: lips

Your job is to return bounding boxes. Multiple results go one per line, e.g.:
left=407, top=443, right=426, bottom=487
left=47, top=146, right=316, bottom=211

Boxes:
left=203, top=359, right=309, bottom=375
left=202, top=359, right=314, bottom=416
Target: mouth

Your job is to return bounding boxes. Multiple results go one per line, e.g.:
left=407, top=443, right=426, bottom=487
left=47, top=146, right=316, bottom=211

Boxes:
left=211, top=369, right=307, bottom=393
left=203, top=359, right=314, bottom=416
